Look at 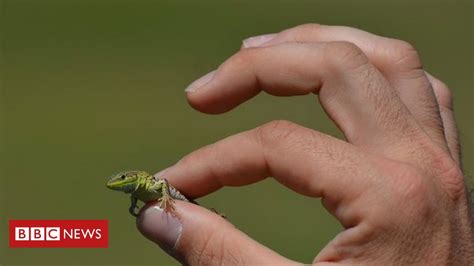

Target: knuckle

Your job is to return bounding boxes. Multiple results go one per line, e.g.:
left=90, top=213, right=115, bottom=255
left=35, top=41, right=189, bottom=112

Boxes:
left=387, top=152, right=465, bottom=216
left=278, top=23, right=322, bottom=42
left=286, top=23, right=322, bottom=40
left=256, top=120, right=304, bottom=146
left=179, top=148, right=204, bottom=165
left=389, top=39, right=422, bottom=69
left=325, top=41, right=369, bottom=71
left=428, top=150, right=465, bottom=200
left=227, top=48, right=256, bottom=70
left=391, top=39, right=416, bottom=53
left=441, top=166, right=465, bottom=201
left=294, top=23, right=322, bottom=31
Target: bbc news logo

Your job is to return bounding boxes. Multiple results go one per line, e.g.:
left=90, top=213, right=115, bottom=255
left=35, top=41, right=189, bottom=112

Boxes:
left=9, top=220, right=108, bottom=248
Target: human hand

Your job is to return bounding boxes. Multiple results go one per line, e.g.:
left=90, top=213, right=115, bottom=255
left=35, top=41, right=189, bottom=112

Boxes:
left=137, top=24, right=474, bottom=265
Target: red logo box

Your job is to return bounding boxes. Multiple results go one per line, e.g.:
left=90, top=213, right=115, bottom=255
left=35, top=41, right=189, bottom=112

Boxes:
left=9, top=220, right=108, bottom=248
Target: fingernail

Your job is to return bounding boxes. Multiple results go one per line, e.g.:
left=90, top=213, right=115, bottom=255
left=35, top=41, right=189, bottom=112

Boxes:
left=137, top=206, right=183, bottom=255
left=185, top=70, right=216, bottom=93
left=242, top=33, right=277, bottom=48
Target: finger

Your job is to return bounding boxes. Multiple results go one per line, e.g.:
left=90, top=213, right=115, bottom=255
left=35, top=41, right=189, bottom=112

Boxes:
left=186, top=41, right=427, bottom=155
left=158, top=120, right=385, bottom=228
left=137, top=201, right=296, bottom=265
left=425, top=72, right=461, bottom=165
left=242, top=24, right=447, bottom=151
left=244, top=24, right=422, bottom=74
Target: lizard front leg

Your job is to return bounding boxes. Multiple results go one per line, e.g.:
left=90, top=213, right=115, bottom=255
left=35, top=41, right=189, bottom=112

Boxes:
left=129, top=196, right=139, bottom=217
left=158, top=178, right=175, bottom=212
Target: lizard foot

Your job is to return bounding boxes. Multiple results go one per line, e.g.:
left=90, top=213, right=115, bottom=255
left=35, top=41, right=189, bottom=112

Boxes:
left=159, top=196, right=175, bottom=213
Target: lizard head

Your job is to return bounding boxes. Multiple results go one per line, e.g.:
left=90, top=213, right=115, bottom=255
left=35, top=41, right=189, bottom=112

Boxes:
left=106, top=170, right=150, bottom=193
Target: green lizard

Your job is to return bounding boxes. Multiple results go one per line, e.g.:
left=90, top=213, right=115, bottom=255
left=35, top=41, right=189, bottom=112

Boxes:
left=106, top=170, right=191, bottom=216
left=106, top=170, right=223, bottom=217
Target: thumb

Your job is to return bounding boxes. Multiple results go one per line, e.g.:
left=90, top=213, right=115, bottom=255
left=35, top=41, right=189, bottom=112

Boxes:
left=137, top=200, right=295, bottom=265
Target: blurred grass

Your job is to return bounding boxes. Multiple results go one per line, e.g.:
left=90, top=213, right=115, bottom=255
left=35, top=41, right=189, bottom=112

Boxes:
left=1, top=0, right=472, bottom=265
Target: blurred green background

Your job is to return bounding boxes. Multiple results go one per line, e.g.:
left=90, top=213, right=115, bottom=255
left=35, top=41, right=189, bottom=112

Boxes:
left=1, top=0, right=472, bottom=265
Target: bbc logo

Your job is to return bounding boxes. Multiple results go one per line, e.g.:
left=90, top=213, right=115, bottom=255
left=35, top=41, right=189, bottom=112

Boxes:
left=15, top=227, right=61, bottom=241
left=10, top=220, right=108, bottom=248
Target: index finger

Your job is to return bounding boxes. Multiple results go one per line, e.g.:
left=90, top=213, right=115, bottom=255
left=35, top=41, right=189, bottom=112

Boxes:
left=156, top=121, right=382, bottom=227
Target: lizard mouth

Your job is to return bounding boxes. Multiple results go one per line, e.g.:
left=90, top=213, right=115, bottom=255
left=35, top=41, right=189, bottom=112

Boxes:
left=106, top=180, right=137, bottom=193
left=106, top=181, right=118, bottom=190
left=106, top=180, right=126, bottom=190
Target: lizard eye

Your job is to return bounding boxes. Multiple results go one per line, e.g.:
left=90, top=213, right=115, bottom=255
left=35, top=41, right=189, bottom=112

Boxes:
left=120, top=174, right=126, bottom=179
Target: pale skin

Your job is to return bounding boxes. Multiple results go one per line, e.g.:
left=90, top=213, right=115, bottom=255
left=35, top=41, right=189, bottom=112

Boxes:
left=136, top=24, right=474, bottom=265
